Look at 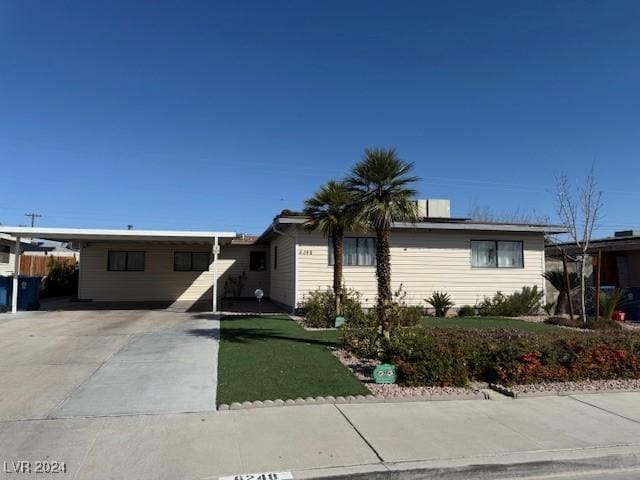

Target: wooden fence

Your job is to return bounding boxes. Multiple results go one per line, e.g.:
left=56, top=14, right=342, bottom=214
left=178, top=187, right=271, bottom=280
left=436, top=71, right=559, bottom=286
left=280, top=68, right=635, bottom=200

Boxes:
left=19, top=255, right=78, bottom=276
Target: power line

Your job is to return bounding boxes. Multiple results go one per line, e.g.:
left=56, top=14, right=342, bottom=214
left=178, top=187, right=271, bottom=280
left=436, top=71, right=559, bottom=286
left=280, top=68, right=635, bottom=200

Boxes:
left=24, top=212, right=42, bottom=227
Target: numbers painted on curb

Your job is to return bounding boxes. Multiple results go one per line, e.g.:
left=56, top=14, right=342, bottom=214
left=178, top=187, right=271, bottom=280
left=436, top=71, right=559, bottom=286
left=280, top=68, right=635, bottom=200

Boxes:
left=220, top=471, right=293, bottom=480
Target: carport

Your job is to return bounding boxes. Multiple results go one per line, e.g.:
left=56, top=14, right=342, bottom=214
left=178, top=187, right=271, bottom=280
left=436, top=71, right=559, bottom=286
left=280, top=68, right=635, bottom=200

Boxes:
left=0, top=226, right=236, bottom=313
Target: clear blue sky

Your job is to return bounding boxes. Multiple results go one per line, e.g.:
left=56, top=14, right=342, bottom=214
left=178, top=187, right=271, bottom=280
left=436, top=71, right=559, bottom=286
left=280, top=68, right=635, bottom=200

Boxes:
left=1, top=1, right=638, bottom=236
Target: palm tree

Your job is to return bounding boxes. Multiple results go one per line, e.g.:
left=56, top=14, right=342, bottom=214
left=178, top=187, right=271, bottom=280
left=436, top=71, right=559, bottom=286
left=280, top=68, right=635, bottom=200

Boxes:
left=542, top=270, right=579, bottom=315
left=303, top=180, right=355, bottom=315
left=346, top=148, right=420, bottom=337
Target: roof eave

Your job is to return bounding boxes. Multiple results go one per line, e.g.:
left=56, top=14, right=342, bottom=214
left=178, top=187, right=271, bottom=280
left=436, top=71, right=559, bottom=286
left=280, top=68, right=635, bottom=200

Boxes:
left=274, top=216, right=566, bottom=234
left=0, top=226, right=237, bottom=243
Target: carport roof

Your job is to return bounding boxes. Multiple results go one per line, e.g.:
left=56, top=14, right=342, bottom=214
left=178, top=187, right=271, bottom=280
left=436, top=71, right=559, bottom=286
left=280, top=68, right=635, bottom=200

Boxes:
left=0, top=226, right=237, bottom=243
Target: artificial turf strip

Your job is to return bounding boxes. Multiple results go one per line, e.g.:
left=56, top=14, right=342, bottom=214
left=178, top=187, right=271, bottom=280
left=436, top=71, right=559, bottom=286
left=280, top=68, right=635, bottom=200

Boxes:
left=216, top=315, right=369, bottom=405
left=420, top=316, right=558, bottom=333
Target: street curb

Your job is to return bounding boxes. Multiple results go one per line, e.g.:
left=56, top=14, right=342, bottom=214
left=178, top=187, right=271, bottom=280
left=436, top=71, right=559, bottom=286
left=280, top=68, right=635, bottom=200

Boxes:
left=291, top=451, right=640, bottom=480
left=217, top=390, right=487, bottom=410
left=489, top=383, right=640, bottom=399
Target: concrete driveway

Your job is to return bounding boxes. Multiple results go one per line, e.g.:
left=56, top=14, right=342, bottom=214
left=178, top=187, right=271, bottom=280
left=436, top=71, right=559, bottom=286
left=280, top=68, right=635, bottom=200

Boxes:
left=0, top=309, right=219, bottom=420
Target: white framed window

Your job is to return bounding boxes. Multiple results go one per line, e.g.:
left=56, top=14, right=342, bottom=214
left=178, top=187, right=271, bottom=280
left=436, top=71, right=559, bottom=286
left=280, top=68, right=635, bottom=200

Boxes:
left=108, top=251, right=145, bottom=271
left=329, top=237, right=376, bottom=266
left=471, top=240, right=523, bottom=268
left=174, top=252, right=210, bottom=272
left=250, top=251, right=266, bottom=271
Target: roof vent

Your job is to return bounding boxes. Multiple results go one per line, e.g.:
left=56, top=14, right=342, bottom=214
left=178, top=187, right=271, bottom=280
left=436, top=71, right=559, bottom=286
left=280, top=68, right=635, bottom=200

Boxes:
left=614, top=230, right=640, bottom=238
left=416, top=199, right=451, bottom=219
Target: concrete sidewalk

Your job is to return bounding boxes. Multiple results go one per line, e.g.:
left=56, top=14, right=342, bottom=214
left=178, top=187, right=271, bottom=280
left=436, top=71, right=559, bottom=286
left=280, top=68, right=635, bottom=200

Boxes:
left=2, top=393, right=640, bottom=479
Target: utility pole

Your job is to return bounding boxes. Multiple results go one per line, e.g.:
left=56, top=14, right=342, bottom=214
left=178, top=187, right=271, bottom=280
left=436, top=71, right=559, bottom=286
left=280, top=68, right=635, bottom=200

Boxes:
left=24, top=213, right=42, bottom=227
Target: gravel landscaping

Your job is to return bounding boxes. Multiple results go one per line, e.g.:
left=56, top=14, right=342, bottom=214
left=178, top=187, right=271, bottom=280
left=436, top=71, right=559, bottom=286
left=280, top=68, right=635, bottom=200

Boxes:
left=492, top=379, right=640, bottom=398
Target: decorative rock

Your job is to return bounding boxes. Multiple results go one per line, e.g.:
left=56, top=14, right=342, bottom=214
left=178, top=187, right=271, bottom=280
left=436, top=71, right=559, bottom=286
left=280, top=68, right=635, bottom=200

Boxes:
left=230, top=402, right=242, bottom=410
left=284, top=399, right=296, bottom=406
left=218, top=404, right=230, bottom=411
left=364, top=395, right=376, bottom=403
left=241, top=401, right=253, bottom=408
left=325, top=395, right=336, bottom=403
left=252, top=401, right=264, bottom=408
left=346, top=395, right=357, bottom=403
left=274, top=399, right=285, bottom=406
left=305, top=397, right=316, bottom=404
left=355, top=395, right=366, bottom=401
left=263, top=400, right=275, bottom=407
left=335, top=396, right=347, bottom=404
left=294, top=398, right=306, bottom=405
left=315, top=396, right=326, bottom=404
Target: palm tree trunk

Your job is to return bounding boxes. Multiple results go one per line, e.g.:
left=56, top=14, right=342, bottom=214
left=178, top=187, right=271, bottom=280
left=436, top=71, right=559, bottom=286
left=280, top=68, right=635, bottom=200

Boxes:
left=555, top=291, right=568, bottom=315
left=332, top=232, right=344, bottom=316
left=375, top=227, right=392, bottom=338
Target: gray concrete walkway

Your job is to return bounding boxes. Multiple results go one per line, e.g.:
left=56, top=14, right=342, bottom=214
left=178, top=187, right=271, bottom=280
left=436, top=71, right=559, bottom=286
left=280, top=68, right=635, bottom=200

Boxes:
left=2, top=392, right=640, bottom=479
left=0, top=309, right=219, bottom=420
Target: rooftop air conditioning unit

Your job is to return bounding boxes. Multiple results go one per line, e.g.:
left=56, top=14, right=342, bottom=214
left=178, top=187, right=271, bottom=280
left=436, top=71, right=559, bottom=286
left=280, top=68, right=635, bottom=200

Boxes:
left=415, top=199, right=451, bottom=219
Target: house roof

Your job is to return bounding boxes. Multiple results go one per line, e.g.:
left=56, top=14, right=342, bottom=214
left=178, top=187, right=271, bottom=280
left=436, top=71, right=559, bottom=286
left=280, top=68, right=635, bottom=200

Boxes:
left=546, top=231, right=640, bottom=255
left=257, top=215, right=567, bottom=242
left=0, top=226, right=237, bottom=243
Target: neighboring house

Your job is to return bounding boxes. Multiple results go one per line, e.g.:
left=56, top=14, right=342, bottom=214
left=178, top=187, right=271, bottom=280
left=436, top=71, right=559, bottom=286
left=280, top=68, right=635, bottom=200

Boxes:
left=0, top=233, right=18, bottom=277
left=545, top=230, right=640, bottom=319
left=21, top=240, right=80, bottom=260
left=545, top=230, right=640, bottom=289
left=0, top=199, right=564, bottom=313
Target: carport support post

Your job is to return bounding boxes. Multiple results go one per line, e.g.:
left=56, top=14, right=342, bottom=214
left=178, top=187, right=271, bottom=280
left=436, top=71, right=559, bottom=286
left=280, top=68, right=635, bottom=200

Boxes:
left=212, top=236, right=219, bottom=313
left=11, top=236, right=21, bottom=313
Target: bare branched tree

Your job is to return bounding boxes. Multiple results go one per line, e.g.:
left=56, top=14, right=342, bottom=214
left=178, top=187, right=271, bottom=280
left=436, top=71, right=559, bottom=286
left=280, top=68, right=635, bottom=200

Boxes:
left=554, top=167, right=603, bottom=323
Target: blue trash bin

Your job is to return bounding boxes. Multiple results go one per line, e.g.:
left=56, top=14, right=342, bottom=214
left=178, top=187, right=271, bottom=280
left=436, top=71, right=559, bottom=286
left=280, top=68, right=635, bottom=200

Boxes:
left=0, top=276, right=41, bottom=311
left=621, top=288, right=640, bottom=322
left=0, top=276, right=10, bottom=311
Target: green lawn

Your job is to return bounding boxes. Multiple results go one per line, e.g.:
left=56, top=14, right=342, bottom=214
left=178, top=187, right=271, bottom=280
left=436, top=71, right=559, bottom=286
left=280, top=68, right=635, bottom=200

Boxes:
left=217, top=316, right=369, bottom=405
left=420, top=316, right=558, bottom=333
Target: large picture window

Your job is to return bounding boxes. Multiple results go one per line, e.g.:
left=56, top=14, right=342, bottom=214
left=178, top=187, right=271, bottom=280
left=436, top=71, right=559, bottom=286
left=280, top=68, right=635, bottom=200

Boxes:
left=108, top=251, right=145, bottom=271
left=471, top=240, right=523, bottom=268
left=329, top=237, right=376, bottom=266
left=174, top=252, right=210, bottom=272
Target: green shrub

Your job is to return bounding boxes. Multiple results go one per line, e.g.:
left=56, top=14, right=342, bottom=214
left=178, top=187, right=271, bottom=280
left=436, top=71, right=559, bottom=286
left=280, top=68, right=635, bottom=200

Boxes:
left=302, top=288, right=365, bottom=328
left=223, top=271, right=247, bottom=298
left=425, top=291, right=454, bottom=317
left=42, top=257, right=78, bottom=298
left=476, top=286, right=544, bottom=317
left=543, top=302, right=555, bottom=315
left=368, top=325, right=640, bottom=387
left=485, top=333, right=640, bottom=385
left=457, top=305, right=476, bottom=317
left=384, top=327, right=469, bottom=387
left=367, top=283, right=422, bottom=330
left=600, top=289, right=625, bottom=320
left=342, top=311, right=382, bottom=358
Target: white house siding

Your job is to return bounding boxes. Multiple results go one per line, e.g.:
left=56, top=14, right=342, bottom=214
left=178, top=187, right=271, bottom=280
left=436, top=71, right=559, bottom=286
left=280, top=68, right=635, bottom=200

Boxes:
left=269, top=228, right=296, bottom=308
left=296, top=228, right=546, bottom=308
left=0, top=239, right=16, bottom=276
left=219, top=244, right=270, bottom=298
left=78, top=242, right=269, bottom=303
